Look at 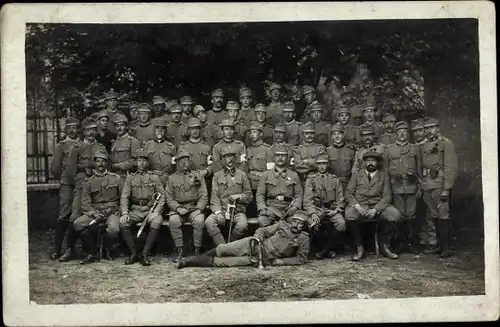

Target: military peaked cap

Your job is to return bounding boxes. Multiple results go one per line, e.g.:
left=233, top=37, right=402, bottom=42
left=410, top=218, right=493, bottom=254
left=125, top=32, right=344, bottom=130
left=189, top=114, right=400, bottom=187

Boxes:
left=220, top=119, right=235, bottom=128
left=193, top=105, right=206, bottom=116
left=362, top=151, right=382, bottom=161
left=180, top=96, right=194, bottom=105
left=133, top=149, right=149, bottom=159
left=269, top=83, right=281, bottom=92
left=170, top=104, right=183, bottom=113
left=211, top=88, right=224, bottom=97
left=112, top=113, right=128, bottom=124
left=152, top=95, right=165, bottom=105
left=93, top=149, right=109, bottom=161
left=187, top=117, right=202, bottom=128
left=283, top=101, right=295, bottom=111
left=394, top=121, right=409, bottom=131
left=424, top=117, right=439, bottom=127
left=104, top=89, right=118, bottom=101
left=65, top=117, right=79, bottom=127
left=239, top=87, right=252, bottom=97
left=226, top=101, right=240, bottom=110
left=301, top=121, right=315, bottom=133
left=254, top=104, right=267, bottom=112
left=82, top=117, right=98, bottom=129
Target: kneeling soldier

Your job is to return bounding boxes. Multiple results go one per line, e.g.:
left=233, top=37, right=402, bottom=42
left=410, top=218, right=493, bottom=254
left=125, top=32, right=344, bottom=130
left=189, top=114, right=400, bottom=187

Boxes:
left=72, top=150, right=123, bottom=264
left=119, top=149, right=166, bottom=266
left=345, top=151, right=401, bottom=261
left=205, top=147, right=253, bottom=245
left=165, top=150, right=209, bottom=262
left=303, top=153, right=346, bottom=259
left=177, top=211, right=310, bottom=268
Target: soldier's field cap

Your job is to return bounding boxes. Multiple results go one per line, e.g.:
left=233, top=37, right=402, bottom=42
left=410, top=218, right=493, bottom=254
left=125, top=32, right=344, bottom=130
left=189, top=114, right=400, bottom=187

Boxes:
left=283, top=101, right=296, bottom=111
left=424, top=117, right=439, bottom=127
left=395, top=121, right=409, bottom=131
left=254, top=103, right=267, bottom=112
left=274, top=144, right=289, bottom=155
left=269, top=83, right=281, bottom=92
left=133, top=148, right=149, bottom=159
left=152, top=117, right=168, bottom=127
left=411, top=119, right=425, bottom=131
left=239, top=87, right=252, bottom=97
left=137, top=103, right=152, bottom=112
left=187, top=117, right=202, bottom=128
left=315, top=153, right=329, bottom=163
left=82, top=117, right=98, bottom=129
left=331, top=123, right=345, bottom=133
left=180, top=96, right=194, bottom=105
left=221, top=146, right=237, bottom=157
left=129, top=103, right=139, bottom=111
left=274, top=122, right=286, bottom=132
left=248, top=121, right=263, bottom=131
left=104, top=89, right=118, bottom=101
left=170, top=104, right=183, bottom=113
left=93, top=149, right=109, bottom=161
left=211, top=88, right=224, bottom=97
left=112, top=113, right=128, bottom=124
left=302, top=85, right=315, bottom=95
left=291, top=210, right=308, bottom=222
left=382, top=112, right=396, bottom=121
left=220, top=119, right=235, bottom=128
left=301, top=121, right=315, bottom=133
left=152, top=95, right=165, bottom=105
left=362, top=151, right=382, bottom=161
left=65, top=117, right=79, bottom=127
left=177, top=149, right=191, bottom=161
left=337, top=106, right=351, bottom=115
left=362, top=103, right=376, bottom=112
left=310, top=102, right=324, bottom=112
left=360, top=126, right=375, bottom=136
left=226, top=101, right=240, bottom=110
left=95, top=110, right=109, bottom=120
left=193, top=105, right=206, bottom=116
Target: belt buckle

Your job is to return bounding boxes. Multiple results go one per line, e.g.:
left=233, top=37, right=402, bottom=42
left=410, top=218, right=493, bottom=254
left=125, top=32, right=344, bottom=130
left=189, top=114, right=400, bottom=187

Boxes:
left=276, top=195, right=284, bottom=201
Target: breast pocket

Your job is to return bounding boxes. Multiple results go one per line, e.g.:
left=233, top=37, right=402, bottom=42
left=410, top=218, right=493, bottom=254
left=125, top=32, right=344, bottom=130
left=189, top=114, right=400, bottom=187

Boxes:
left=103, top=179, right=120, bottom=198
left=113, top=147, right=130, bottom=161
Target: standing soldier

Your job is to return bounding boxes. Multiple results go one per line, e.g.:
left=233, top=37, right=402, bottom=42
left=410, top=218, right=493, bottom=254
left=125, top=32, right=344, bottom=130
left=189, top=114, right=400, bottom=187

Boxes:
left=301, top=102, right=331, bottom=146
left=256, top=145, right=303, bottom=227
left=50, top=117, right=81, bottom=259
left=226, top=101, right=248, bottom=143
left=378, top=112, right=397, bottom=145
left=178, top=117, right=212, bottom=178
left=293, top=121, right=327, bottom=181
left=331, top=106, right=360, bottom=148
left=386, top=121, right=422, bottom=254
left=252, top=104, right=274, bottom=145
left=119, top=149, right=165, bottom=266
left=239, top=87, right=255, bottom=126
left=411, top=118, right=428, bottom=145
left=246, top=121, right=271, bottom=217
left=299, top=85, right=320, bottom=123
left=266, top=83, right=284, bottom=126
left=205, top=147, right=253, bottom=245
left=212, top=119, right=247, bottom=173
left=303, top=153, right=346, bottom=259
left=71, top=149, right=123, bottom=264
left=94, top=110, right=116, bottom=152
left=358, top=103, right=384, bottom=140
left=128, top=103, right=140, bottom=133
left=327, top=123, right=356, bottom=190
left=131, top=103, right=155, bottom=147
left=166, top=104, right=188, bottom=148
left=143, top=117, right=177, bottom=186
left=420, top=117, right=457, bottom=258
left=193, top=105, right=219, bottom=147
left=110, top=113, right=141, bottom=181
left=180, top=96, right=195, bottom=124
left=152, top=95, right=166, bottom=118
left=165, top=150, right=208, bottom=262
left=104, top=89, right=123, bottom=136
left=267, top=123, right=294, bottom=169
left=206, top=88, right=228, bottom=124
left=282, top=101, right=301, bottom=147
left=352, top=126, right=387, bottom=174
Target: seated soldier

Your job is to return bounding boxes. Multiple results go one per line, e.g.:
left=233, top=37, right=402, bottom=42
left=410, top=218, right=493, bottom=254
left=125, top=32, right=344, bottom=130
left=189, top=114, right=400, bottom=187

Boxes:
left=165, top=150, right=208, bottom=262
left=303, top=153, right=346, bottom=259
left=119, top=149, right=165, bottom=266
left=72, top=150, right=123, bottom=264
left=345, top=151, right=401, bottom=261
left=177, top=211, right=310, bottom=268
left=205, top=147, right=253, bottom=246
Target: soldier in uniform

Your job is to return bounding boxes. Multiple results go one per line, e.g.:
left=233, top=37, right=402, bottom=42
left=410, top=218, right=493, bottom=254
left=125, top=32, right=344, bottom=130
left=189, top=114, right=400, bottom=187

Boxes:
left=206, top=88, right=228, bottom=124
left=177, top=211, right=310, bottom=268
left=282, top=101, right=301, bottom=146
left=303, top=153, right=346, bottom=259
left=252, top=104, right=274, bottom=145
left=143, top=117, right=177, bottom=186
left=152, top=95, right=166, bottom=118
left=256, top=145, right=303, bottom=227
left=238, top=87, right=255, bottom=126
left=226, top=101, right=248, bottom=143
left=358, top=103, right=384, bottom=140
left=386, top=121, right=422, bottom=254
left=131, top=103, right=155, bottom=147
left=212, top=119, right=247, bottom=173
left=301, top=102, right=331, bottom=146
left=326, top=123, right=356, bottom=190
left=246, top=121, right=271, bottom=217
left=378, top=112, right=397, bottom=145
left=345, top=151, right=401, bottom=261
left=128, top=103, right=140, bottom=133
left=180, top=96, right=195, bottom=124
left=266, top=83, right=284, bottom=126
left=331, top=106, right=360, bottom=148
left=420, top=117, right=458, bottom=258
left=293, top=121, right=327, bottom=181
left=166, top=104, right=189, bottom=148
left=104, top=89, right=124, bottom=136
left=411, top=118, right=428, bottom=145
left=165, top=150, right=209, bottom=262
left=193, top=105, right=219, bottom=147
left=70, top=149, right=123, bottom=264
left=352, top=127, right=387, bottom=174
left=110, top=113, right=141, bottom=181
left=119, top=149, right=165, bottom=265
left=94, top=110, right=116, bottom=152
left=299, top=85, right=320, bottom=123
left=267, top=123, right=294, bottom=168
left=205, top=147, right=253, bottom=245
left=178, top=117, right=212, bottom=178
left=50, top=117, right=81, bottom=259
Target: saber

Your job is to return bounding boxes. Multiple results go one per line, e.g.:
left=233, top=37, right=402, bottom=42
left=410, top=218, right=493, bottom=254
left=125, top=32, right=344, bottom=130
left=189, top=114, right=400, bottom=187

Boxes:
left=136, top=192, right=162, bottom=238
left=249, top=237, right=266, bottom=270
left=226, top=199, right=237, bottom=243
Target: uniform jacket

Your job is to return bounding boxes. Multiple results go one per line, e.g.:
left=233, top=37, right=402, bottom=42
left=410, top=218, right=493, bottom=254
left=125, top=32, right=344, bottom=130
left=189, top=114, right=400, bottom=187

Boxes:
left=345, top=169, right=392, bottom=212
left=284, top=120, right=301, bottom=146
left=106, top=109, right=126, bottom=136
left=378, top=132, right=397, bottom=145
left=266, top=142, right=294, bottom=168
left=65, top=140, right=107, bottom=186
left=359, top=121, right=384, bottom=139
left=206, top=109, right=228, bottom=126
left=239, top=107, right=255, bottom=127
left=110, top=133, right=141, bottom=176
left=329, top=124, right=360, bottom=148
left=165, top=170, right=208, bottom=211
left=246, top=141, right=271, bottom=189
left=386, top=142, right=422, bottom=194
left=326, top=144, right=356, bottom=185
left=166, top=121, right=188, bottom=148
left=300, top=121, right=331, bottom=146
left=200, top=121, right=219, bottom=148
left=303, top=173, right=345, bottom=216
left=212, top=139, right=247, bottom=173
left=299, top=100, right=321, bottom=123
left=131, top=122, right=155, bottom=147
left=81, top=170, right=123, bottom=218
left=266, top=102, right=284, bottom=126
left=210, top=168, right=252, bottom=214
left=245, top=122, right=274, bottom=146
left=178, top=140, right=212, bottom=173
left=254, top=220, right=310, bottom=265
left=352, top=143, right=387, bottom=173
left=420, top=135, right=458, bottom=190
left=293, top=143, right=326, bottom=175
left=233, top=119, right=248, bottom=143
left=143, top=139, right=177, bottom=176
left=50, top=137, right=81, bottom=184
left=120, top=171, right=165, bottom=215
left=256, top=168, right=303, bottom=214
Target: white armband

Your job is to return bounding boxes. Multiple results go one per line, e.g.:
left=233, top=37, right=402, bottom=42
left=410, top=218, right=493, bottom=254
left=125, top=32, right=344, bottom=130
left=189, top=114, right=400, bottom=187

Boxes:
left=266, top=162, right=275, bottom=170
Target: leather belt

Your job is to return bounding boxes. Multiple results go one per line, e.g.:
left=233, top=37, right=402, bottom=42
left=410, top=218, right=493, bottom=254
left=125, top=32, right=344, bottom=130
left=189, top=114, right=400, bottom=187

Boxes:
left=131, top=198, right=150, bottom=206
left=267, top=196, right=293, bottom=202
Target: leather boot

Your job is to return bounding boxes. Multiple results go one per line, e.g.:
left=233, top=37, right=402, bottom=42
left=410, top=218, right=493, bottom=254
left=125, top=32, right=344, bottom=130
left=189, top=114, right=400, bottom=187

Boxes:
left=423, top=244, right=441, bottom=254
left=103, top=234, right=118, bottom=261
left=408, top=220, right=420, bottom=254
left=380, top=221, right=398, bottom=259
left=347, top=221, right=363, bottom=261
left=59, top=225, right=79, bottom=262
left=211, top=232, right=226, bottom=246
left=203, top=248, right=217, bottom=257
left=51, top=219, right=69, bottom=259
left=121, top=227, right=138, bottom=263
left=59, top=247, right=75, bottom=262
left=316, top=224, right=336, bottom=259
left=177, top=255, right=214, bottom=269
left=80, top=253, right=99, bottom=265
left=173, top=247, right=183, bottom=263
left=141, top=229, right=159, bottom=266
left=439, top=220, right=451, bottom=258
left=79, top=230, right=99, bottom=264
left=352, top=246, right=364, bottom=261
left=124, top=253, right=140, bottom=265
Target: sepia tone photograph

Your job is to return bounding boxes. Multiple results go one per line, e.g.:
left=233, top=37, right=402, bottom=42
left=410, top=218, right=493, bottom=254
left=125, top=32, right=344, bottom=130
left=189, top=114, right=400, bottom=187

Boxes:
left=2, top=2, right=498, bottom=325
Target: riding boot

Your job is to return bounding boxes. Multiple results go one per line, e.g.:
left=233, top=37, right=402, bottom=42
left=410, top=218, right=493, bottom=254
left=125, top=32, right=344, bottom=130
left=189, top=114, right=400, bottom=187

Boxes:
left=173, top=247, right=183, bottom=263
left=141, top=229, right=158, bottom=266
left=203, top=247, right=217, bottom=257
left=51, top=219, right=69, bottom=259
left=210, top=232, right=226, bottom=246
left=347, top=221, right=364, bottom=261
left=59, top=225, right=78, bottom=262
left=121, top=228, right=139, bottom=265
left=407, top=219, right=420, bottom=254
left=439, top=220, right=451, bottom=258
left=316, top=224, right=336, bottom=259
left=394, top=221, right=408, bottom=254
left=177, top=255, right=215, bottom=269
left=80, top=229, right=99, bottom=264
left=380, top=221, right=399, bottom=259
left=103, top=233, right=119, bottom=261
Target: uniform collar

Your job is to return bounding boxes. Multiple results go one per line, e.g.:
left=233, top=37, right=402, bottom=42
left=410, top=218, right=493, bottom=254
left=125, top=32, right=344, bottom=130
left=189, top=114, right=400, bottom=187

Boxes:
left=223, top=138, right=234, bottom=143
left=332, top=141, right=345, bottom=148
left=224, top=166, right=236, bottom=176
left=93, top=169, right=108, bottom=177
left=65, top=136, right=79, bottom=142
left=212, top=107, right=223, bottom=112
left=429, top=134, right=440, bottom=141
left=285, top=119, right=296, bottom=125
left=252, top=140, right=263, bottom=147
left=417, top=138, right=428, bottom=145
left=396, top=140, right=408, bottom=147
left=83, top=139, right=96, bottom=145
left=273, top=167, right=287, bottom=178
left=139, top=122, right=150, bottom=127
left=154, top=138, right=165, bottom=143
left=189, top=138, right=201, bottom=143
left=117, top=132, right=129, bottom=139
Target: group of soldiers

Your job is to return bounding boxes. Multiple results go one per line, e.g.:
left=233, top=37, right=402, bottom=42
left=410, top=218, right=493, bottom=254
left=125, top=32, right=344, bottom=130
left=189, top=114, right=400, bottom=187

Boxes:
left=49, top=84, right=458, bottom=269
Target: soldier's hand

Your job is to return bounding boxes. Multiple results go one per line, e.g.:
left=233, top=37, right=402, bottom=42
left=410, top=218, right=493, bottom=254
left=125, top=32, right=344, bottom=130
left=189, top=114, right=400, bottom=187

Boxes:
left=366, top=208, right=377, bottom=219
left=228, top=194, right=240, bottom=202
left=416, top=185, right=422, bottom=199
left=285, top=205, right=298, bottom=217
left=272, top=258, right=284, bottom=266
left=199, top=169, right=208, bottom=179
left=311, top=214, right=320, bottom=227
left=216, top=212, right=225, bottom=221
left=354, top=204, right=367, bottom=216
left=177, top=207, right=189, bottom=216
left=191, top=209, right=202, bottom=217
left=120, top=213, right=129, bottom=225
left=440, top=189, right=450, bottom=201
left=259, top=208, right=270, bottom=217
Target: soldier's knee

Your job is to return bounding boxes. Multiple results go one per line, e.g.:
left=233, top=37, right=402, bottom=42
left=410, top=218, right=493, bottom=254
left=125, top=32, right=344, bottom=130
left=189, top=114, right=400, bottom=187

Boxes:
left=168, top=214, right=182, bottom=229
left=192, top=214, right=205, bottom=229
left=73, top=215, right=89, bottom=232
left=344, top=207, right=360, bottom=221
left=332, top=214, right=346, bottom=231
left=150, top=214, right=163, bottom=229
left=380, top=206, right=401, bottom=222
left=258, top=215, right=270, bottom=227
left=204, top=214, right=220, bottom=233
